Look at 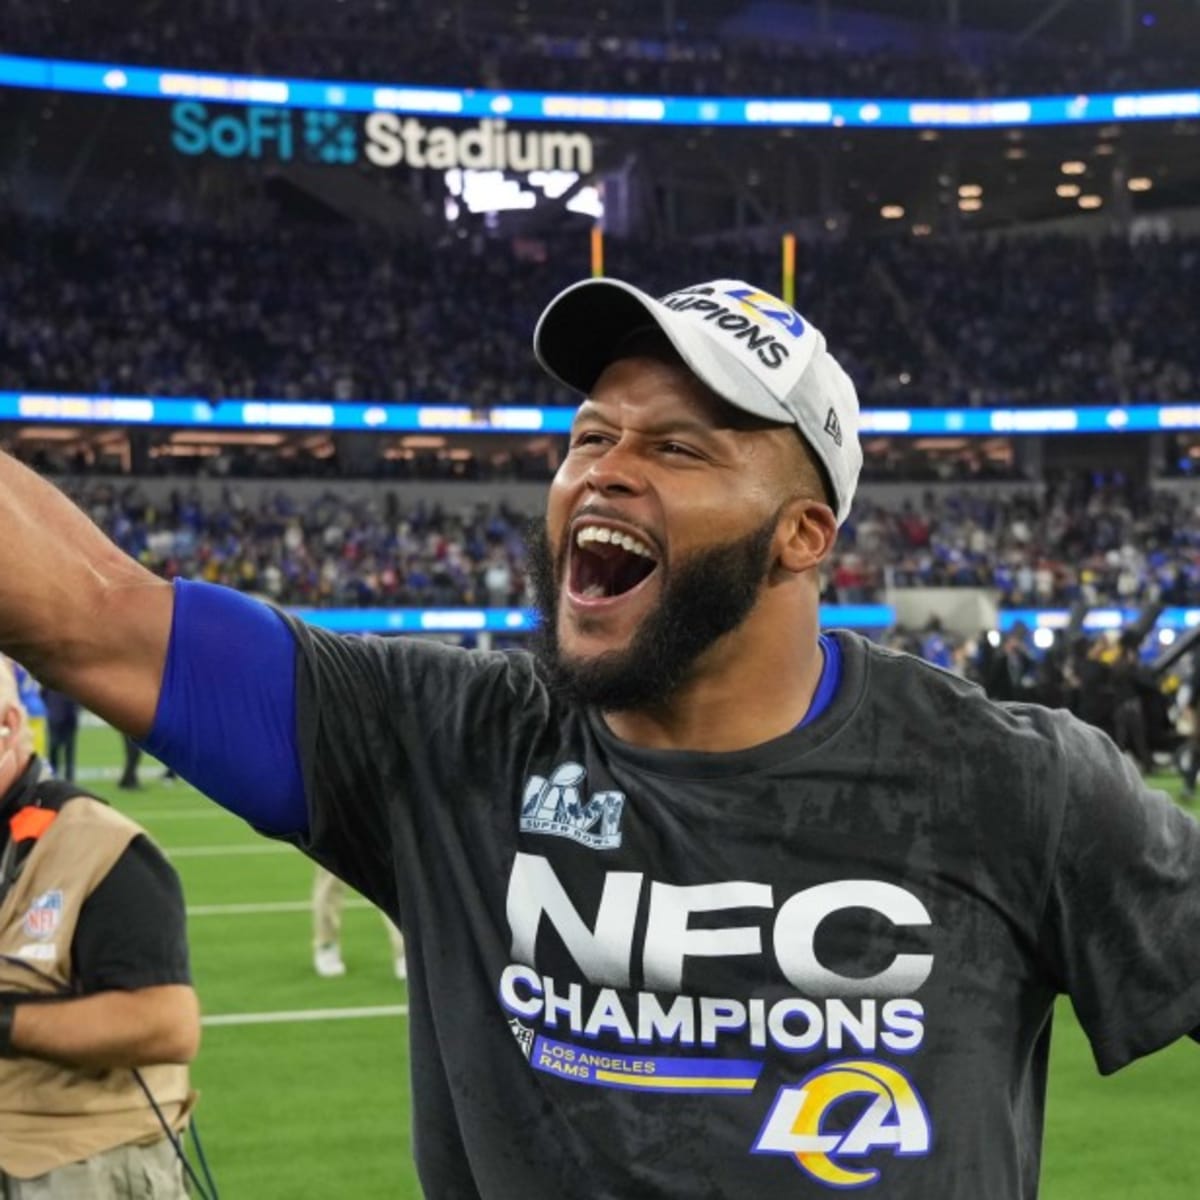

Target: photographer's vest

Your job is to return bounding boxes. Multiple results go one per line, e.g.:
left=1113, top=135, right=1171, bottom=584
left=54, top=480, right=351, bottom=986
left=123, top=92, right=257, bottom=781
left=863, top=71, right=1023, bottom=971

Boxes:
left=0, top=778, right=194, bottom=1178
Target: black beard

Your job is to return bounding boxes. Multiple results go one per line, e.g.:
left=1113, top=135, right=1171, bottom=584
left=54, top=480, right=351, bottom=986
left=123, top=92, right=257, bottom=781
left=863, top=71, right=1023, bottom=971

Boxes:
left=526, top=511, right=779, bottom=712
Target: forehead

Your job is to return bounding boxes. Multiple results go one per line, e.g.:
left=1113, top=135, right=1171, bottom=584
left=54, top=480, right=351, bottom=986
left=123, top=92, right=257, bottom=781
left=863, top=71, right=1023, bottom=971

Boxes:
left=581, top=354, right=782, bottom=436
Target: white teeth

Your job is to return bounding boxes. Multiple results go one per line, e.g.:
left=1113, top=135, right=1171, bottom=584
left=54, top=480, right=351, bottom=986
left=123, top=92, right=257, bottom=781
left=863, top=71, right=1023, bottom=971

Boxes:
left=583, top=584, right=605, bottom=598
left=574, top=525, right=656, bottom=560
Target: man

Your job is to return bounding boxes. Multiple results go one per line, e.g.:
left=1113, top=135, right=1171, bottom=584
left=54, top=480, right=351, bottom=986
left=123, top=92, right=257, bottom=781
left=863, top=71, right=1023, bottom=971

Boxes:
left=0, top=276, right=1197, bottom=1198
left=41, top=688, right=79, bottom=783
left=311, top=863, right=407, bottom=979
left=1111, top=631, right=1158, bottom=774
left=0, top=658, right=199, bottom=1196
left=984, top=623, right=1036, bottom=702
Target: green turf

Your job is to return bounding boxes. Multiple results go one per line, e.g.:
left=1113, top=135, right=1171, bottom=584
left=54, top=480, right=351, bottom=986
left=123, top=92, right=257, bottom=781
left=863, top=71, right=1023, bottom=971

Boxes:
left=68, top=724, right=1198, bottom=1198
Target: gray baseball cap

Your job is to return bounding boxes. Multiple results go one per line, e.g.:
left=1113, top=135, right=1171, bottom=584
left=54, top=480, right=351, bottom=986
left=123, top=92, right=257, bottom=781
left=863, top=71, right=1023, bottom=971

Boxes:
left=533, top=277, right=862, bottom=525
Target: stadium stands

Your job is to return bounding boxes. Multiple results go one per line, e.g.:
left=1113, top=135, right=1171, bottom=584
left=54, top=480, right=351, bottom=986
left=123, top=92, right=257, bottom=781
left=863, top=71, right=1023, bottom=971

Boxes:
left=3, top=213, right=1198, bottom=410
left=3, top=0, right=1195, bottom=98
left=58, top=477, right=1200, bottom=610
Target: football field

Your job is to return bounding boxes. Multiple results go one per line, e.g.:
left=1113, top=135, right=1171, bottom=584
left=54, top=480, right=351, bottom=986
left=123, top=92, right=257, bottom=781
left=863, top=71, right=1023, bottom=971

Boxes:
left=69, top=725, right=1197, bottom=1198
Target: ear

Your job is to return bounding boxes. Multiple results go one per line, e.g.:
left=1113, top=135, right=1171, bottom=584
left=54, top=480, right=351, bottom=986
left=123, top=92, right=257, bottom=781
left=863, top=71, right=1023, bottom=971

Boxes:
left=0, top=705, right=19, bottom=741
left=774, top=497, right=839, bottom=577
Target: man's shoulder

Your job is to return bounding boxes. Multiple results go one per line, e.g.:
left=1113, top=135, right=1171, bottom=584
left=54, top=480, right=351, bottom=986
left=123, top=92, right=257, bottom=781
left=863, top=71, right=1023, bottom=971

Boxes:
left=856, top=635, right=1083, bottom=765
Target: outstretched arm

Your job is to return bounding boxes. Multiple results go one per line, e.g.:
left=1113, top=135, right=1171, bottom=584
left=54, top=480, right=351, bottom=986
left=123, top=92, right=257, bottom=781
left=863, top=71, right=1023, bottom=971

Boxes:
left=0, top=452, right=172, bottom=737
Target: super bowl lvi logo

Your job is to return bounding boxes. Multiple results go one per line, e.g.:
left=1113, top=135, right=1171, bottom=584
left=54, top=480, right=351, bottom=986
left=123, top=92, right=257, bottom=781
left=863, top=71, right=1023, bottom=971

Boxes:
left=752, top=1059, right=931, bottom=1188
left=519, top=762, right=625, bottom=851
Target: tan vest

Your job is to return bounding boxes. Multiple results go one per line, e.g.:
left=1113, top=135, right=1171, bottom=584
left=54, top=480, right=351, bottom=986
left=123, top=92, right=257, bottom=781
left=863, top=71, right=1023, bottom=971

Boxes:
left=0, top=796, right=195, bottom=1178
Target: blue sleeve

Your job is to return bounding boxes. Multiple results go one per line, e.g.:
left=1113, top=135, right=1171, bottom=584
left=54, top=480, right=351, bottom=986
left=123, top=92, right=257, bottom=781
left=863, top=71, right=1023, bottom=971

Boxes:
left=144, top=579, right=308, bottom=835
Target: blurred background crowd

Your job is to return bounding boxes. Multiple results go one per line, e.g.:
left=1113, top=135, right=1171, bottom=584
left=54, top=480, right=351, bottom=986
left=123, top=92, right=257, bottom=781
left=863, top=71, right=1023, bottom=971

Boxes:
left=2, top=218, right=1198, bottom=411
left=5, top=0, right=1196, bottom=97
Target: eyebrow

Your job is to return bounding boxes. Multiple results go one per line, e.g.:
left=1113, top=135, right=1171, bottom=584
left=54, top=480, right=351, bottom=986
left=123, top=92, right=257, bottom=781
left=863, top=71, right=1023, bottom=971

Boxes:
left=572, top=402, right=726, bottom=444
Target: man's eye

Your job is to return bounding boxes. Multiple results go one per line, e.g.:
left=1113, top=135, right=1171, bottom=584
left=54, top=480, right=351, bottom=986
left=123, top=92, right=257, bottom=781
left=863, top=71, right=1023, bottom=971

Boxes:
left=660, top=442, right=698, bottom=457
left=572, top=432, right=609, bottom=448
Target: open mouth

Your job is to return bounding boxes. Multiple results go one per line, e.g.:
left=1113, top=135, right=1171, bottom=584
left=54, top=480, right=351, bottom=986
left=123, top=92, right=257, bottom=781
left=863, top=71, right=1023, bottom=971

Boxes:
left=567, top=522, right=660, bottom=601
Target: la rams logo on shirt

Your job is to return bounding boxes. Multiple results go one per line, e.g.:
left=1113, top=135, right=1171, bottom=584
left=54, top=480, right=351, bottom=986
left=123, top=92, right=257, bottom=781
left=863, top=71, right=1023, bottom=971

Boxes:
left=724, top=286, right=807, bottom=339
left=752, top=1059, right=931, bottom=1188
left=519, top=762, right=625, bottom=850
left=22, top=889, right=64, bottom=941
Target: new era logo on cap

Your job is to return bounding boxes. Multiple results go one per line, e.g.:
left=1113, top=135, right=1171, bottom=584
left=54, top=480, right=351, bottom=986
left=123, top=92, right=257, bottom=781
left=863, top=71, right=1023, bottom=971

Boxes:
left=824, top=407, right=844, bottom=447
left=532, top=276, right=863, bottom=525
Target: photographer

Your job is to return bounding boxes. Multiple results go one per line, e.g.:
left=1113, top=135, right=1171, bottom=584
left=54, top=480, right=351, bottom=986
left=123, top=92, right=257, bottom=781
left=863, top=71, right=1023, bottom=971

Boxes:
left=0, top=658, right=199, bottom=1198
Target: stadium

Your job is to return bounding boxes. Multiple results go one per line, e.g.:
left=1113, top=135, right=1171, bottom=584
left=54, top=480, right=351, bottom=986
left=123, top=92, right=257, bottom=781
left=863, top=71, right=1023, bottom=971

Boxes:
left=1, top=0, right=1200, bottom=1196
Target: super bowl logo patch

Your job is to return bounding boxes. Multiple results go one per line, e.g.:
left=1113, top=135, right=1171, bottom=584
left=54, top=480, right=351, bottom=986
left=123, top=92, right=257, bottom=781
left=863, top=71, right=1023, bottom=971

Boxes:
left=22, top=889, right=64, bottom=942
left=519, top=762, right=625, bottom=850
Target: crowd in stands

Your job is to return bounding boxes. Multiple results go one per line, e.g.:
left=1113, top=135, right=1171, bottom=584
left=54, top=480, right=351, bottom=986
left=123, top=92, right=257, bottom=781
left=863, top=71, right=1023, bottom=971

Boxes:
left=3, top=0, right=1193, bottom=98
left=75, top=482, right=535, bottom=609
left=3, top=212, right=1198, bottom=411
left=831, top=479, right=1200, bottom=608
left=60, top=476, right=1200, bottom=610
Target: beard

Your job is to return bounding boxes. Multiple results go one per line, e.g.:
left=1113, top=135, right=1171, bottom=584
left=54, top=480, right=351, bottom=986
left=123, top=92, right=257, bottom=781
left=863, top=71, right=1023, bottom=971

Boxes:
left=526, top=510, right=779, bottom=712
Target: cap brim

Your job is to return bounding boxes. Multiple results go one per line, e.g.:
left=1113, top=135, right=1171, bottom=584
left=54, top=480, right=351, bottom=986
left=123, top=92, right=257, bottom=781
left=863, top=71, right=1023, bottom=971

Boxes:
left=534, top=277, right=796, bottom=428
left=533, top=278, right=673, bottom=396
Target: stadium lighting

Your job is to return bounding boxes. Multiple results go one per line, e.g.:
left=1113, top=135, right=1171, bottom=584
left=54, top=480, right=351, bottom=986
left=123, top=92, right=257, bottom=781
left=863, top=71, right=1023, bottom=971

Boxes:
left=565, top=187, right=604, bottom=219
left=957, top=184, right=983, bottom=198
left=527, top=170, right=579, bottom=199
left=880, top=205, right=905, bottom=219
left=1033, top=628, right=1055, bottom=650
left=1056, top=183, right=1082, bottom=197
left=1060, top=161, right=1087, bottom=175
left=1128, top=176, right=1154, bottom=191
left=1160, top=629, right=1178, bottom=646
left=1078, top=194, right=1103, bottom=209
left=958, top=197, right=983, bottom=212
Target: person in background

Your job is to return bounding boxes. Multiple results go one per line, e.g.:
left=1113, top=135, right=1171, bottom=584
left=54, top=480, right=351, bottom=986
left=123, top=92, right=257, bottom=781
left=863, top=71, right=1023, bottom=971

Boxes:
left=312, top=865, right=406, bottom=980
left=0, top=658, right=200, bottom=1197
left=919, top=616, right=953, bottom=671
left=984, top=624, right=1036, bottom=702
left=1112, top=631, right=1157, bottom=774
left=117, top=735, right=141, bottom=791
left=42, top=689, right=80, bottom=784
left=10, top=664, right=46, bottom=761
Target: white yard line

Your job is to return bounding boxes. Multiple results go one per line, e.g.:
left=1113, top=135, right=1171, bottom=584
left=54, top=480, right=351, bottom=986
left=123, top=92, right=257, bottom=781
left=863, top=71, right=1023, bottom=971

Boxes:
left=75, top=766, right=124, bottom=781
left=203, top=1005, right=408, bottom=1027
left=188, top=899, right=371, bottom=917
left=165, top=844, right=295, bottom=858
left=119, top=810, right=229, bottom=821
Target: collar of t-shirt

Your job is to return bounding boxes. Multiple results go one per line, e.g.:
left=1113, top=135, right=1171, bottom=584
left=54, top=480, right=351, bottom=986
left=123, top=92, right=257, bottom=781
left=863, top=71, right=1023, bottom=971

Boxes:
left=797, top=633, right=842, bottom=730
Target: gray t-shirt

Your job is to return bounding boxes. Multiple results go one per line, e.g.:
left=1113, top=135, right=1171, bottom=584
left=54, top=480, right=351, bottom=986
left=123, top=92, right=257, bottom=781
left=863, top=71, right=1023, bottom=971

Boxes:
left=285, top=622, right=1200, bottom=1199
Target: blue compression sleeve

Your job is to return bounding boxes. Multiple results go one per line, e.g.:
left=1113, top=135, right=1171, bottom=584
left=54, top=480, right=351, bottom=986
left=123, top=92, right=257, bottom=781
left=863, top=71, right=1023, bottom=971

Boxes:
left=144, top=579, right=307, bottom=835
